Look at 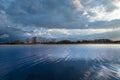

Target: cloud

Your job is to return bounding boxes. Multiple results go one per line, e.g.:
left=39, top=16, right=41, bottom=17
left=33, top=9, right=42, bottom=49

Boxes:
left=0, top=0, right=118, bottom=29
left=0, top=10, right=9, bottom=26
left=6, top=0, right=76, bottom=28
left=88, top=5, right=120, bottom=22
left=1, top=0, right=15, bottom=9
left=0, top=0, right=120, bottom=41
left=84, top=0, right=120, bottom=22
left=71, top=0, right=83, bottom=11
left=0, top=34, right=9, bottom=39
left=24, top=28, right=120, bottom=40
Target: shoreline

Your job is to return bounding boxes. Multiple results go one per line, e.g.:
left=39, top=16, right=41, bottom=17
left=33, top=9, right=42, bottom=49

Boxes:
left=0, top=43, right=120, bottom=45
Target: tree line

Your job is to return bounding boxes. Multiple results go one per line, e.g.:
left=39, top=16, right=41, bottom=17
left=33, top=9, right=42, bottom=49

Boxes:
left=1, top=37, right=120, bottom=45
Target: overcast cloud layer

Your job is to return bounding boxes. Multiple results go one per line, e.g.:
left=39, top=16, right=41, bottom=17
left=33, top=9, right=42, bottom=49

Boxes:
left=0, top=0, right=120, bottom=41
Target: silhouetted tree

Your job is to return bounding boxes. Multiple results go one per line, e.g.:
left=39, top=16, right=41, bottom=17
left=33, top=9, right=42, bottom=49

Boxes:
left=13, top=40, right=24, bottom=44
left=32, top=37, right=37, bottom=44
left=26, top=38, right=31, bottom=44
left=57, top=40, right=72, bottom=44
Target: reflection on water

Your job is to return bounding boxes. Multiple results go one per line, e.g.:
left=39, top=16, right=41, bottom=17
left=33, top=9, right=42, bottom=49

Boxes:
left=0, top=44, right=120, bottom=80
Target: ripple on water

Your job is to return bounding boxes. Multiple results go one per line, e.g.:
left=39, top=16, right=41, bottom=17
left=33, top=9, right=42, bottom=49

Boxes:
left=0, top=44, right=120, bottom=80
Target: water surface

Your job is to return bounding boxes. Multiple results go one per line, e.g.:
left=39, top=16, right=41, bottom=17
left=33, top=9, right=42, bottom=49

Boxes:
left=0, top=44, right=120, bottom=80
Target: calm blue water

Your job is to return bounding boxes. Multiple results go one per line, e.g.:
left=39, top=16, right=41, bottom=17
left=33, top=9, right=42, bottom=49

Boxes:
left=0, top=44, right=120, bottom=80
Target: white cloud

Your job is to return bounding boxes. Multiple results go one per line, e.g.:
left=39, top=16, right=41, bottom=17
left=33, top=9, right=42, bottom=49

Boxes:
left=48, top=29, right=71, bottom=35
left=71, top=0, right=83, bottom=11
left=24, top=33, right=32, bottom=36
left=28, top=28, right=120, bottom=39
left=87, top=0, right=120, bottom=22
left=82, top=11, right=88, bottom=16
left=113, top=0, right=120, bottom=8
left=0, top=34, right=9, bottom=38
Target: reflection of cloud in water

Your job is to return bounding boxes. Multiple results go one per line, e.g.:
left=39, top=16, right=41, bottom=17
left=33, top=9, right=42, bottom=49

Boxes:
left=93, top=64, right=120, bottom=80
left=0, top=44, right=120, bottom=80
left=34, top=45, right=120, bottom=62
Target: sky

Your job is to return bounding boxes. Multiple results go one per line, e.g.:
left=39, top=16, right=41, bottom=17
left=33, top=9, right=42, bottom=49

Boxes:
left=0, top=0, right=120, bottom=42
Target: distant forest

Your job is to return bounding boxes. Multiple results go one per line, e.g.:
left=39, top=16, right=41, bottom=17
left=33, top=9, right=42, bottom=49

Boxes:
left=0, top=37, right=120, bottom=45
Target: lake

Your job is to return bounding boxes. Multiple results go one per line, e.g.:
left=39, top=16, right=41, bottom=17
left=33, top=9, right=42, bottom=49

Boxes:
left=0, top=44, right=120, bottom=80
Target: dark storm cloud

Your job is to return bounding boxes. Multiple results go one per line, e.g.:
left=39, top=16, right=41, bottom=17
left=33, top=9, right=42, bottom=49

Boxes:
left=0, top=0, right=120, bottom=41
left=89, top=20, right=120, bottom=29
left=0, top=0, right=119, bottom=29
left=6, top=0, right=81, bottom=28
left=3, top=0, right=119, bottom=29
left=0, top=26, right=26, bottom=40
